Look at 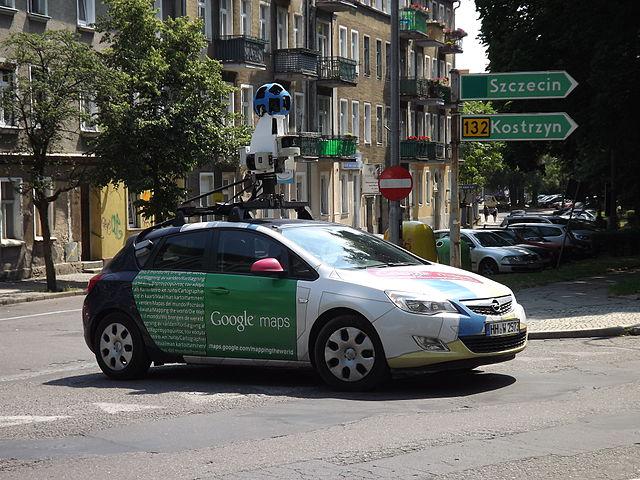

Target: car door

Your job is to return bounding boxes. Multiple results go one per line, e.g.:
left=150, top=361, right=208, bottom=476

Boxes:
left=132, top=229, right=214, bottom=357
left=204, top=228, right=302, bottom=361
left=460, top=233, right=479, bottom=271
left=537, top=225, right=565, bottom=246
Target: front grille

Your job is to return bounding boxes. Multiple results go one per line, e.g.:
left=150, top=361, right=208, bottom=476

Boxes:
left=467, top=300, right=512, bottom=316
left=460, top=329, right=527, bottom=354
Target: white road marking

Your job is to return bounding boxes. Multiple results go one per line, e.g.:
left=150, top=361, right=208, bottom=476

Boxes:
left=0, top=309, right=82, bottom=322
left=94, top=403, right=164, bottom=414
left=0, top=415, right=69, bottom=428
left=0, top=362, right=97, bottom=383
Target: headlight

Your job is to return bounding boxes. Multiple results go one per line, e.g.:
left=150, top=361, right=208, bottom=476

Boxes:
left=385, top=291, right=458, bottom=315
left=502, top=255, right=524, bottom=264
left=575, top=234, right=589, bottom=241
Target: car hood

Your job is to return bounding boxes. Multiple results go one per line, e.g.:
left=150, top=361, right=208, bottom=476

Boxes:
left=486, top=246, right=536, bottom=256
left=333, top=263, right=512, bottom=301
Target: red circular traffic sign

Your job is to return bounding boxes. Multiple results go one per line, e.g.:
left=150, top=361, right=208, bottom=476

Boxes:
left=378, top=166, right=413, bottom=201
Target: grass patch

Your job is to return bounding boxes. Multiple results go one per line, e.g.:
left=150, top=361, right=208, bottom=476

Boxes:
left=493, top=255, right=640, bottom=292
left=609, top=277, right=640, bottom=296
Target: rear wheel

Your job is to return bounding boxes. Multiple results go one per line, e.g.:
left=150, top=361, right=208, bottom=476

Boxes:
left=94, top=313, right=150, bottom=380
left=479, top=258, right=499, bottom=276
left=313, top=315, right=389, bottom=391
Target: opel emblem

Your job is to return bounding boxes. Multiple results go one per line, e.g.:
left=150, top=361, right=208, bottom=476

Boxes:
left=491, top=299, right=501, bottom=313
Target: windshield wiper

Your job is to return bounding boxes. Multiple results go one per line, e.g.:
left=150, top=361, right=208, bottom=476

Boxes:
left=369, top=262, right=417, bottom=268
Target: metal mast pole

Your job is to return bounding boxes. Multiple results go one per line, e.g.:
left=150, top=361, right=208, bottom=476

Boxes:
left=388, top=0, right=401, bottom=245
left=449, top=69, right=461, bottom=268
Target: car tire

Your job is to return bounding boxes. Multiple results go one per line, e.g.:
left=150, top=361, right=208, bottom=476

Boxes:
left=94, top=313, right=151, bottom=380
left=479, top=258, right=499, bottom=276
left=313, top=315, right=389, bottom=391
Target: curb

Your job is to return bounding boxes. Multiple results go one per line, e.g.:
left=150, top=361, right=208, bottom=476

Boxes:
left=0, top=289, right=85, bottom=306
left=528, top=325, right=628, bottom=340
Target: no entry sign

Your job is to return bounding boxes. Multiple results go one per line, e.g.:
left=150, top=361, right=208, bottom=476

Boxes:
left=378, top=166, right=412, bottom=201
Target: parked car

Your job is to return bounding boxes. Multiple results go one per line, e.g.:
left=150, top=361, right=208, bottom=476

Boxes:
left=435, top=229, right=542, bottom=275
left=500, top=215, right=554, bottom=227
left=538, top=194, right=563, bottom=208
left=83, top=220, right=528, bottom=391
left=507, top=223, right=591, bottom=257
left=487, top=228, right=559, bottom=267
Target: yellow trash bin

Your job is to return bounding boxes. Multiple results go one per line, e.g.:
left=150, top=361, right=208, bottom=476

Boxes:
left=384, top=221, right=437, bottom=262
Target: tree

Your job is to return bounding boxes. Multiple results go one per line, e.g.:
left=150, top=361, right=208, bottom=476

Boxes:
left=93, top=0, right=250, bottom=221
left=475, top=0, right=640, bottom=223
left=460, top=101, right=504, bottom=188
left=0, top=31, right=110, bottom=291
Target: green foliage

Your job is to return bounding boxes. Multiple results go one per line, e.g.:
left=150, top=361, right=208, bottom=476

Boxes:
left=475, top=0, right=640, bottom=212
left=93, top=0, right=251, bottom=221
left=0, top=30, right=109, bottom=291
left=460, top=101, right=504, bottom=188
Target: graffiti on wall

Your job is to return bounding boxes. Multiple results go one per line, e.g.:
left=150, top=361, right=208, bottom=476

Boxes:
left=102, top=213, right=124, bottom=240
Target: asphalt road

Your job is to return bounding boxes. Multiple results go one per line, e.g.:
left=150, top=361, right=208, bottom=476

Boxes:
left=0, top=297, right=639, bottom=480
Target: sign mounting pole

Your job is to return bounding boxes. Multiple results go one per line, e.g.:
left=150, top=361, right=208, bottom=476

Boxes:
left=449, top=69, right=461, bottom=269
left=388, top=0, right=401, bottom=245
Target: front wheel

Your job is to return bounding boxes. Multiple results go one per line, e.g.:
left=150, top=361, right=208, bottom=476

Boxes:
left=479, top=258, right=499, bottom=276
left=94, top=313, right=150, bottom=380
left=313, top=315, right=389, bottom=391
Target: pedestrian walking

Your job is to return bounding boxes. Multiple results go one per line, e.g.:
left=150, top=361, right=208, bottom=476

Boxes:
left=483, top=205, right=489, bottom=222
left=491, top=207, right=498, bottom=223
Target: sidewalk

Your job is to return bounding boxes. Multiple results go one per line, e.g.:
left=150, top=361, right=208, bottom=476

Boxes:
left=519, top=271, right=640, bottom=339
left=0, top=273, right=93, bottom=305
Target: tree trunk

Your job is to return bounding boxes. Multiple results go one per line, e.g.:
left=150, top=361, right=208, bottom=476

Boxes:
left=608, top=148, right=618, bottom=230
left=36, top=198, right=58, bottom=292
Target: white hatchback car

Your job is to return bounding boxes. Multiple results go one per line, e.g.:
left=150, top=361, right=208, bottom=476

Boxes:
left=84, top=220, right=528, bottom=391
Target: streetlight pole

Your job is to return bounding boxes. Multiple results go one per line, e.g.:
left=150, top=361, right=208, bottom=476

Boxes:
left=388, top=0, right=401, bottom=245
left=449, top=69, right=462, bottom=268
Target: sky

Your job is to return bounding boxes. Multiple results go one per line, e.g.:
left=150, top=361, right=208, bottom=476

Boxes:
left=455, top=0, right=489, bottom=73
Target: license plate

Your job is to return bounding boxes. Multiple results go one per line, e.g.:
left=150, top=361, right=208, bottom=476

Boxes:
left=485, top=320, right=520, bottom=336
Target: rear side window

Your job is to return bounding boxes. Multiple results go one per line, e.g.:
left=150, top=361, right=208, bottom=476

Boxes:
left=152, top=230, right=210, bottom=271
left=217, top=230, right=289, bottom=274
left=538, top=226, right=562, bottom=237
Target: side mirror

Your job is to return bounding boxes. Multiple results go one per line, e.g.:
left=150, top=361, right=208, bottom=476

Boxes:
left=250, top=258, right=285, bottom=275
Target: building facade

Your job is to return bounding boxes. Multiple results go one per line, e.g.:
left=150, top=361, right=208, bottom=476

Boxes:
left=0, top=0, right=462, bottom=279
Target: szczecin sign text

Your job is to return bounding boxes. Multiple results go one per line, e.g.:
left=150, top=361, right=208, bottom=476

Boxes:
left=461, top=113, right=578, bottom=142
left=460, top=71, right=578, bottom=100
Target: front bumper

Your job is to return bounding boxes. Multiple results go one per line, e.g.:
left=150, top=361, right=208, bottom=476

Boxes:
left=499, top=262, right=542, bottom=273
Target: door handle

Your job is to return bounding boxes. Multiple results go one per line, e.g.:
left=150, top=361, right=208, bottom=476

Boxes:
left=210, top=287, right=230, bottom=295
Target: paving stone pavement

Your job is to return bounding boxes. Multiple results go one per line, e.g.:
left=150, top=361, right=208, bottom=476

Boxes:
left=0, top=273, right=93, bottom=305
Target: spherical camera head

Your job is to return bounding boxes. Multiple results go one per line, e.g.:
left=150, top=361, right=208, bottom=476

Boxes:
left=253, top=83, right=291, bottom=117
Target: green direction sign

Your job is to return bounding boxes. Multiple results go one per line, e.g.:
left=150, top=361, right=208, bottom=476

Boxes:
left=461, top=113, right=577, bottom=142
left=461, top=71, right=577, bottom=100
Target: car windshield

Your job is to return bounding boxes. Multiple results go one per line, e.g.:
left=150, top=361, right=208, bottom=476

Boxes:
left=472, top=231, right=511, bottom=247
left=281, top=225, right=425, bottom=269
left=492, top=230, right=517, bottom=244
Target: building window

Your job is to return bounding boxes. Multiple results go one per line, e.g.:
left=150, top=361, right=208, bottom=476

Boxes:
left=220, top=0, right=232, bottom=36
left=259, top=3, right=269, bottom=43
left=33, top=180, right=54, bottom=239
left=439, top=60, right=445, bottom=79
left=425, top=55, right=431, bottom=79
left=432, top=57, right=438, bottom=77
left=363, top=36, right=370, bottom=77
left=28, top=0, right=47, bottom=16
left=127, top=190, right=141, bottom=229
left=339, top=26, right=348, bottom=58
left=77, top=0, right=95, bottom=26
left=351, top=101, right=359, bottom=140
left=0, top=1, right=16, bottom=8
left=431, top=113, right=437, bottom=140
left=385, top=105, right=390, bottom=145
left=199, top=0, right=212, bottom=39
left=339, top=99, right=348, bottom=135
left=317, top=21, right=330, bottom=56
left=446, top=115, right=452, bottom=145
left=425, top=112, right=431, bottom=138
left=385, top=42, right=390, bottom=79
left=439, top=115, right=446, bottom=143
left=0, top=69, right=15, bottom=127
left=407, top=46, right=415, bottom=78
left=363, top=103, right=371, bottom=145
left=292, top=92, right=305, bottom=132
left=340, top=173, right=349, bottom=214
left=240, top=0, right=251, bottom=35
left=240, top=85, right=253, bottom=126
left=295, top=172, right=307, bottom=202
left=0, top=178, right=21, bottom=240
left=80, top=94, right=99, bottom=132
left=375, top=0, right=382, bottom=10
left=156, top=0, right=184, bottom=20
left=376, top=105, right=383, bottom=144
left=375, top=39, right=382, bottom=79
left=425, top=170, right=431, bottom=204
left=350, top=30, right=359, bottom=75
left=293, top=14, right=303, bottom=48
left=276, top=7, right=288, bottom=49
left=222, top=87, right=234, bottom=125
left=317, top=95, right=331, bottom=135
left=417, top=112, right=423, bottom=137
left=320, top=173, right=329, bottom=215
left=414, top=170, right=423, bottom=206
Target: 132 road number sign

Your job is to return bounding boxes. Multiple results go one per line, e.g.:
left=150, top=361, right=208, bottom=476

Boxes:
left=462, top=117, right=490, bottom=138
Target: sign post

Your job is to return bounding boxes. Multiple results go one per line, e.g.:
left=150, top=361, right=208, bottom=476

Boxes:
left=449, top=69, right=462, bottom=269
left=461, top=113, right=577, bottom=142
left=461, top=71, right=577, bottom=100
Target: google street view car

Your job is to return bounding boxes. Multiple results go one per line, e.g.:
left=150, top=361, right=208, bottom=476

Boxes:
left=83, top=83, right=527, bottom=390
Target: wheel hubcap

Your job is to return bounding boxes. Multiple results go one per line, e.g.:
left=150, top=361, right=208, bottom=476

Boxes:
left=99, top=322, right=133, bottom=371
left=324, top=327, right=375, bottom=382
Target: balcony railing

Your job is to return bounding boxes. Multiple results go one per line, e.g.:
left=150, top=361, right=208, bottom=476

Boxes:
left=400, top=140, right=446, bottom=161
left=274, top=48, right=319, bottom=78
left=316, top=0, right=357, bottom=12
left=280, top=133, right=321, bottom=158
left=399, top=8, right=429, bottom=38
left=317, top=57, right=358, bottom=86
left=279, top=134, right=357, bottom=159
left=441, top=34, right=463, bottom=54
left=213, top=35, right=267, bottom=70
left=431, top=81, right=452, bottom=103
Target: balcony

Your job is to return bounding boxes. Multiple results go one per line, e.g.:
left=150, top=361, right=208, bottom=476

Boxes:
left=279, top=134, right=357, bottom=159
left=400, top=140, right=446, bottom=161
left=274, top=48, right=319, bottom=79
left=399, top=77, right=446, bottom=105
left=431, top=80, right=452, bottom=103
left=213, top=36, right=267, bottom=71
left=441, top=30, right=464, bottom=54
left=279, top=133, right=321, bottom=159
left=399, top=9, right=429, bottom=40
left=316, top=0, right=357, bottom=12
left=317, top=57, right=358, bottom=87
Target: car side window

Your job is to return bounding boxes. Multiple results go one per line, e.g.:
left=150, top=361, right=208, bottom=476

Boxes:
left=539, top=226, right=562, bottom=237
left=290, top=253, right=318, bottom=280
left=460, top=234, right=474, bottom=246
left=217, top=230, right=289, bottom=274
left=152, top=230, right=211, bottom=271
